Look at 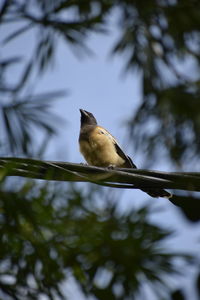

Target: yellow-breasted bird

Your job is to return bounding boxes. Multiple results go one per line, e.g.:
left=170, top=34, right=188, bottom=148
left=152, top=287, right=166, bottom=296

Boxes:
left=79, top=109, right=172, bottom=198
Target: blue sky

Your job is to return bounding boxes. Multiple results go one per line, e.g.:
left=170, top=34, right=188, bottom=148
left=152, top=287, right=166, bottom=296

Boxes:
left=1, top=16, right=200, bottom=299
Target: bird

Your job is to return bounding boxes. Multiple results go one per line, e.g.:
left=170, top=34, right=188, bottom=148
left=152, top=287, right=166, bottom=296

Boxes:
left=79, top=109, right=172, bottom=198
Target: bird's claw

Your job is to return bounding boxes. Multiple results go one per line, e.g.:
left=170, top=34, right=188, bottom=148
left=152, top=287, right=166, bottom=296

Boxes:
left=107, top=164, right=116, bottom=169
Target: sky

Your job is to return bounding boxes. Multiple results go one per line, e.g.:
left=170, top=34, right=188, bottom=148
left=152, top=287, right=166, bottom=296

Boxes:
left=1, top=13, right=200, bottom=300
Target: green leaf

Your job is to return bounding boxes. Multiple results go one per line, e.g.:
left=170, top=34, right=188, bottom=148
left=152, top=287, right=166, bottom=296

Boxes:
left=2, top=23, right=33, bottom=44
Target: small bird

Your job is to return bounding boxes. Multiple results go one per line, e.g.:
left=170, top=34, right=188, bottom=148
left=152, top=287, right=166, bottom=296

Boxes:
left=79, top=109, right=172, bottom=198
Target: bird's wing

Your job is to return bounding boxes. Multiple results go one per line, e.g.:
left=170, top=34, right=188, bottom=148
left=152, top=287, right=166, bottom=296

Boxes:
left=114, top=143, right=137, bottom=168
left=97, top=126, right=137, bottom=168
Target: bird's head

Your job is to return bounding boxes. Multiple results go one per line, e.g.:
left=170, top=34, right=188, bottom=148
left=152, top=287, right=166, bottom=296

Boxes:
left=80, top=109, right=97, bottom=127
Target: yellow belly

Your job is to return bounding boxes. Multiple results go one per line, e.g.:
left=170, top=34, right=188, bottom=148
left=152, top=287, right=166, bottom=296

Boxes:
left=79, top=132, right=125, bottom=167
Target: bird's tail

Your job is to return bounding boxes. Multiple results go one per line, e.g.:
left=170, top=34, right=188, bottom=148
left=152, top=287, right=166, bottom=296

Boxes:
left=127, top=156, right=172, bottom=198
left=141, top=188, right=172, bottom=199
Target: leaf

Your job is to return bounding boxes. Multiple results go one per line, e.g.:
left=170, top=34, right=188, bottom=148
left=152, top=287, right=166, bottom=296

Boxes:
left=15, top=60, right=33, bottom=91
left=2, top=23, right=33, bottom=44
left=0, top=56, right=22, bottom=68
left=0, top=0, right=11, bottom=21
left=0, top=90, right=66, bottom=156
left=196, top=272, right=200, bottom=299
left=171, top=289, right=185, bottom=300
left=169, top=195, right=200, bottom=222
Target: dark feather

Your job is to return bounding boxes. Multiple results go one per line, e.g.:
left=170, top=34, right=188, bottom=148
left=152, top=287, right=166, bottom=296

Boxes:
left=114, top=143, right=171, bottom=198
left=114, top=143, right=136, bottom=168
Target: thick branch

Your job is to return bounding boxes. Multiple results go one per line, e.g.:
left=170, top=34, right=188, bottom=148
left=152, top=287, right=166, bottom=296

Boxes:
left=0, top=157, right=200, bottom=192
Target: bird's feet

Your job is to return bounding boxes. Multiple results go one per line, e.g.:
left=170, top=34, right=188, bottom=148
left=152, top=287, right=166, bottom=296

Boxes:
left=107, top=164, right=116, bottom=169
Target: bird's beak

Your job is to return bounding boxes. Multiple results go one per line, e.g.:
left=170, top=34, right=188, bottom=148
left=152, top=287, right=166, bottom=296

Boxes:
left=79, top=109, right=85, bottom=114
left=80, top=109, right=88, bottom=117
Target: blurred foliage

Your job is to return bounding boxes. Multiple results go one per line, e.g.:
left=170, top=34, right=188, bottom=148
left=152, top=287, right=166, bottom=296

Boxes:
left=0, top=56, right=65, bottom=156
left=112, top=0, right=200, bottom=168
left=0, top=180, right=195, bottom=300
left=1, top=157, right=200, bottom=223
left=1, top=0, right=200, bottom=165
left=0, top=0, right=200, bottom=299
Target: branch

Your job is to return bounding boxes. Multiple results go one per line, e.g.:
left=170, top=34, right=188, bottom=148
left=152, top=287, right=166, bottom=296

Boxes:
left=0, top=157, right=200, bottom=192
